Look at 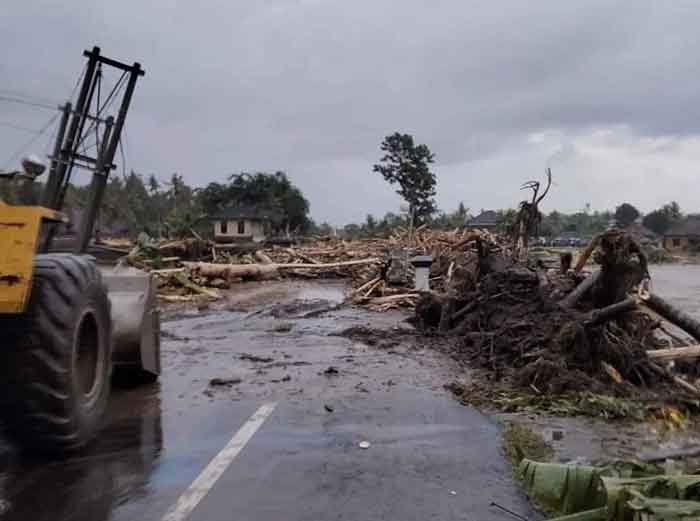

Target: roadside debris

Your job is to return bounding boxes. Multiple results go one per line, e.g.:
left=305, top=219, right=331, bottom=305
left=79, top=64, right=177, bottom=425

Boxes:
left=209, top=377, right=242, bottom=386
left=519, top=458, right=700, bottom=521
left=240, top=353, right=274, bottom=363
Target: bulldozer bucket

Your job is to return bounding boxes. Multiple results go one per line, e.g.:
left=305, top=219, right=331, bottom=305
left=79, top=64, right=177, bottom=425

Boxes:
left=100, top=265, right=160, bottom=377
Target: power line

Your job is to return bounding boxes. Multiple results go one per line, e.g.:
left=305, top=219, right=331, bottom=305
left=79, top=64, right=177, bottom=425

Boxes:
left=0, top=95, right=56, bottom=111
left=2, top=112, right=59, bottom=169
left=0, top=121, right=41, bottom=134
left=0, top=88, right=62, bottom=107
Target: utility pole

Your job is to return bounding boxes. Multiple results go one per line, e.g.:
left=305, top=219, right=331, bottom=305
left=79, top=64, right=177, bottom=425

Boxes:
left=39, top=46, right=145, bottom=253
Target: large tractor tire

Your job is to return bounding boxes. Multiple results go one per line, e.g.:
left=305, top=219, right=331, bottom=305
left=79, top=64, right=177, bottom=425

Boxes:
left=0, top=254, right=112, bottom=454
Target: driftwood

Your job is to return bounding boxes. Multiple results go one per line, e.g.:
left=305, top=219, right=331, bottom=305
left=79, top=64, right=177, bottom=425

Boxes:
left=586, top=297, right=637, bottom=327
left=647, top=345, right=700, bottom=362
left=352, top=277, right=381, bottom=295
left=559, top=270, right=601, bottom=309
left=643, top=293, right=700, bottom=343
left=367, top=293, right=419, bottom=305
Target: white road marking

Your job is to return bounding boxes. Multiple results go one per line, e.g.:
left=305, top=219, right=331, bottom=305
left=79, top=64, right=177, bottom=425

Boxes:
left=161, top=402, right=278, bottom=521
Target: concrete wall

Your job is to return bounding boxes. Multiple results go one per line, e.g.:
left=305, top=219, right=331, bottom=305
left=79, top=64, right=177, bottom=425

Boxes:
left=214, top=219, right=267, bottom=242
left=664, top=236, right=689, bottom=252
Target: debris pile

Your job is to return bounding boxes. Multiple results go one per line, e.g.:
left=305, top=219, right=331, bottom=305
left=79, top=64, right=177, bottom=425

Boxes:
left=114, top=227, right=501, bottom=307
left=414, top=226, right=700, bottom=411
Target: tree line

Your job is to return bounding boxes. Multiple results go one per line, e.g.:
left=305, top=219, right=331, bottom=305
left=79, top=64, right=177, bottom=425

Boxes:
left=0, top=171, right=311, bottom=239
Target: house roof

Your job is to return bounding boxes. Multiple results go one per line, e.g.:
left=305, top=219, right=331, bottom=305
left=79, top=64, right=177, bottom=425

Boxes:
left=665, top=216, right=700, bottom=237
left=466, top=210, right=500, bottom=227
left=623, top=222, right=658, bottom=240
left=211, top=205, right=281, bottom=221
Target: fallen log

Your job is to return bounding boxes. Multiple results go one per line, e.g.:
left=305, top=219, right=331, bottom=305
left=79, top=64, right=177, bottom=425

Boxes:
left=586, top=297, right=637, bottom=327
left=171, top=272, right=220, bottom=299
left=647, top=345, right=700, bottom=362
left=648, top=362, right=700, bottom=395
left=559, top=270, right=601, bottom=309
left=275, top=258, right=381, bottom=270
left=183, top=258, right=381, bottom=282
left=643, top=293, right=700, bottom=343
left=184, top=262, right=280, bottom=281
left=352, top=276, right=381, bottom=295
left=158, top=294, right=196, bottom=302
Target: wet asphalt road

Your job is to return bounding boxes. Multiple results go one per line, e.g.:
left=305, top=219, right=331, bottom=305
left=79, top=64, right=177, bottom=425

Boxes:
left=0, top=280, right=538, bottom=521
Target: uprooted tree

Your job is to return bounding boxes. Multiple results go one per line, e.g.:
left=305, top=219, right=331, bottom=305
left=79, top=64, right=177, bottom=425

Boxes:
left=513, top=168, right=552, bottom=259
left=373, top=132, right=436, bottom=223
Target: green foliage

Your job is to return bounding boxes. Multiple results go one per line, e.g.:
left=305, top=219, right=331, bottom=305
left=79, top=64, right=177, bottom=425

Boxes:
left=642, top=201, right=683, bottom=234
left=614, top=203, right=641, bottom=226
left=373, top=132, right=437, bottom=221
left=199, top=171, right=311, bottom=233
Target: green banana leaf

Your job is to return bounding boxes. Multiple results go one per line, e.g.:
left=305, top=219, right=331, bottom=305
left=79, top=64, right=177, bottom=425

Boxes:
left=518, top=459, right=700, bottom=520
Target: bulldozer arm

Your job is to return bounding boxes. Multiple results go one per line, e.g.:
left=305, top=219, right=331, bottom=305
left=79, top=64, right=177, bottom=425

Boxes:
left=101, top=265, right=160, bottom=377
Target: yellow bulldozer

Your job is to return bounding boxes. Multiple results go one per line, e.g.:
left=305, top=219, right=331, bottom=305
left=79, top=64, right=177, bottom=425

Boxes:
left=0, top=47, right=160, bottom=454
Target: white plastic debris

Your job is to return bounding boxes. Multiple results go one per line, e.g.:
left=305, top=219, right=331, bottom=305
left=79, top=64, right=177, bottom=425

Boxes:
left=359, top=441, right=371, bottom=449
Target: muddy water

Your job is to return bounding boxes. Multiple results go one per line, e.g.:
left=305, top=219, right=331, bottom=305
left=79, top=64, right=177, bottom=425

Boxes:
left=651, top=264, right=700, bottom=319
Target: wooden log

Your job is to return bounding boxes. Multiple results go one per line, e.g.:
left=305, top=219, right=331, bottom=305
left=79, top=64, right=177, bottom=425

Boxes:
left=368, top=293, right=420, bottom=305
left=648, top=362, right=700, bottom=395
left=574, top=234, right=600, bottom=274
left=647, top=345, right=700, bottom=362
left=254, top=251, right=274, bottom=264
left=183, top=258, right=381, bottom=281
left=275, top=258, right=381, bottom=270
left=352, top=277, right=381, bottom=295
left=559, top=270, right=601, bottom=309
left=586, top=297, right=637, bottom=327
left=184, top=262, right=280, bottom=281
left=158, top=294, right=196, bottom=302
left=644, top=293, right=700, bottom=343
left=171, top=272, right=221, bottom=299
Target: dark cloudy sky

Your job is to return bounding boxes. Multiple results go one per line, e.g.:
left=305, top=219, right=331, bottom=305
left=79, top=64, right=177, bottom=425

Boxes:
left=2, top=1, right=700, bottom=224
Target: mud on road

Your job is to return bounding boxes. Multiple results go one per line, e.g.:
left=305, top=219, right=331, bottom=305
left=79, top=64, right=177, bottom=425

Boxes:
left=0, top=280, right=536, bottom=521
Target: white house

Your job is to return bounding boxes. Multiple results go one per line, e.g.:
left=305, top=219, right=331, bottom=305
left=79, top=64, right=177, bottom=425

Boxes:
left=211, top=205, right=279, bottom=243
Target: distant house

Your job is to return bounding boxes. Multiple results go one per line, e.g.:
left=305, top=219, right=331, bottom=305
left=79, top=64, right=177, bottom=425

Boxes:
left=664, top=215, right=700, bottom=253
left=211, top=205, right=280, bottom=243
left=465, top=210, right=501, bottom=230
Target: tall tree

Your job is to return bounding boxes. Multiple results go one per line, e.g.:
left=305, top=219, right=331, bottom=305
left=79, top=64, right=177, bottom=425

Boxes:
left=614, top=203, right=640, bottom=226
left=642, top=201, right=683, bottom=235
left=200, top=171, right=311, bottom=233
left=373, top=132, right=436, bottom=221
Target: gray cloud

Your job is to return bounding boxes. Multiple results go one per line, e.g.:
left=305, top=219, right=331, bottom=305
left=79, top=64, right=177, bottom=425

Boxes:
left=2, top=0, right=700, bottom=223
